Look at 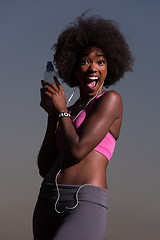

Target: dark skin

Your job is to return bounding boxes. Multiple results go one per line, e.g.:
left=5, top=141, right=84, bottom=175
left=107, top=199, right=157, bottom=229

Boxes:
left=38, top=47, right=123, bottom=189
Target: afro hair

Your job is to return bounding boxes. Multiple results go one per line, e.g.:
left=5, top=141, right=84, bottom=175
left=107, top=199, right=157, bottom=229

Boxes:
left=53, top=14, right=134, bottom=88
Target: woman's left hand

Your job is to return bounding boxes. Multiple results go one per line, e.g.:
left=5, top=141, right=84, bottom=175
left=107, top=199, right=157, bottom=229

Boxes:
left=44, top=76, right=68, bottom=113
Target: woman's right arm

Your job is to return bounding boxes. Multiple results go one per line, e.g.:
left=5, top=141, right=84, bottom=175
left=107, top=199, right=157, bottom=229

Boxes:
left=37, top=114, right=58, bottom=178
left=37, top=80, right=58, bottom=178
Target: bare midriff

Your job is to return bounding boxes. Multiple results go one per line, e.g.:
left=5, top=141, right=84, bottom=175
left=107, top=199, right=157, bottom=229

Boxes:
left=44, top=150, right=109, bottom=189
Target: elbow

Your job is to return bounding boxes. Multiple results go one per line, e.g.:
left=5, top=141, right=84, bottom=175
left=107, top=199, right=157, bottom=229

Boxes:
left=69, top=147, right=87, bottom=163
left=37, top=162, right=49, bottom=178
left=38, top=169, right=46, bottom=178
left=37, top=155, right=51, bottom=178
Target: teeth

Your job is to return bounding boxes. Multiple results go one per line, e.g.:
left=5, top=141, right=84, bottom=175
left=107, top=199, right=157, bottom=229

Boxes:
left=88, top=76, right=98, bottom=80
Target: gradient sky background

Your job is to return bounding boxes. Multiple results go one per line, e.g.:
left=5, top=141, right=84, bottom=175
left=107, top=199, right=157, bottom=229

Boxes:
left=0, top=0, right=160, bottom=239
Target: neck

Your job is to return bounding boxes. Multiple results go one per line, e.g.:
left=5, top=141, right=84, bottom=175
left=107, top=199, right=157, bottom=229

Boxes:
left=78, top=90, right=104, bottom=109
left=79, top=89, right=104, bottom=102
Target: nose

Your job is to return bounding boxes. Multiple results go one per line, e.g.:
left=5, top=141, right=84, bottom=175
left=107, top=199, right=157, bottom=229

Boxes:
left=88, top=63, right=97, bottom=73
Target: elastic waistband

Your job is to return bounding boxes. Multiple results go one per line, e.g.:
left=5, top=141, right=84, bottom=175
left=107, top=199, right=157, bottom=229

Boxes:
left=38, top=182, right=108, bottom=209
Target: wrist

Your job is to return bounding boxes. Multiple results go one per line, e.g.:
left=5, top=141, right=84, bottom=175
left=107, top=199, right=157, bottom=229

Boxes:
left=58, top=107, right=68, bottom=114
left=58, top=112, right=71, bottom=120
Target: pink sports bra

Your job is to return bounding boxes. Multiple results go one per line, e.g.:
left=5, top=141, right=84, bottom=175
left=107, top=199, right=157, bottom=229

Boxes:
left=56, top=93, right=116, bottom=161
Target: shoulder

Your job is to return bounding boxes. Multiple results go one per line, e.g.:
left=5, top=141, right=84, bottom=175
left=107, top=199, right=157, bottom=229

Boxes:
left=103, top=90, right=121, bottom=99
left=97, top=90, right=122, bottom=107
left=94, top=90, right=122, bottom=119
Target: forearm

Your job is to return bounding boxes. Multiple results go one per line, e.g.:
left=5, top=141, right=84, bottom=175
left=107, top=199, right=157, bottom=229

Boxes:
left=59, top=117, right=84, bottom=162
left=38, top=114, right=58, bottom=177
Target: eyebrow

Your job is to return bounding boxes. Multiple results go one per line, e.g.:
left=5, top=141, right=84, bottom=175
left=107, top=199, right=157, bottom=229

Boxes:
left=80, top=53, right=105, bottom=57
left=97, top=54, right=105, bottom=57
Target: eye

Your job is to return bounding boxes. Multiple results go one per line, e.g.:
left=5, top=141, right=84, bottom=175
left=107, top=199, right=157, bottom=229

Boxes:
left=98, top=60, right=105, bottom=65
left=80, top=59, right=89, bottom=65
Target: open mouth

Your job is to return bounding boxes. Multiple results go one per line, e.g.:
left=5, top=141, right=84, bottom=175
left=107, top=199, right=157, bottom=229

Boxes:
left=87, top=76, right=99, bottom=89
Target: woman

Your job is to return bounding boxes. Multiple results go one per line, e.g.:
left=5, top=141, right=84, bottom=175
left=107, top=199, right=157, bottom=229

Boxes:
left=33, top=14, right=133, bottom=240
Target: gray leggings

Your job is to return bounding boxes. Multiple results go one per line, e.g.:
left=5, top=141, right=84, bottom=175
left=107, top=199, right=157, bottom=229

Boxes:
left=33, top=182, right=108, bottom=240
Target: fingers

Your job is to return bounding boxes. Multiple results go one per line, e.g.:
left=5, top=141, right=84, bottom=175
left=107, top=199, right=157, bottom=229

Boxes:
left=40, top=80, right=57, bottom=93
left=44, top=80, right=63, bottom=92
left=40, top=78, right=63, bottom=97
left=45, top=91, right=52, bottom=98
left=40, top=87, right=46, bottom=97
left=40, top=86, right=52, bottom=104
left=45, top=82, right=58, bottom=91
left=47, top=86, right=56, bottom=94
left=54, top=76, right=63, bottom=90
left=41, top=80, right=45, bottom=87
left=41, top=79, right=56, bottom=89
